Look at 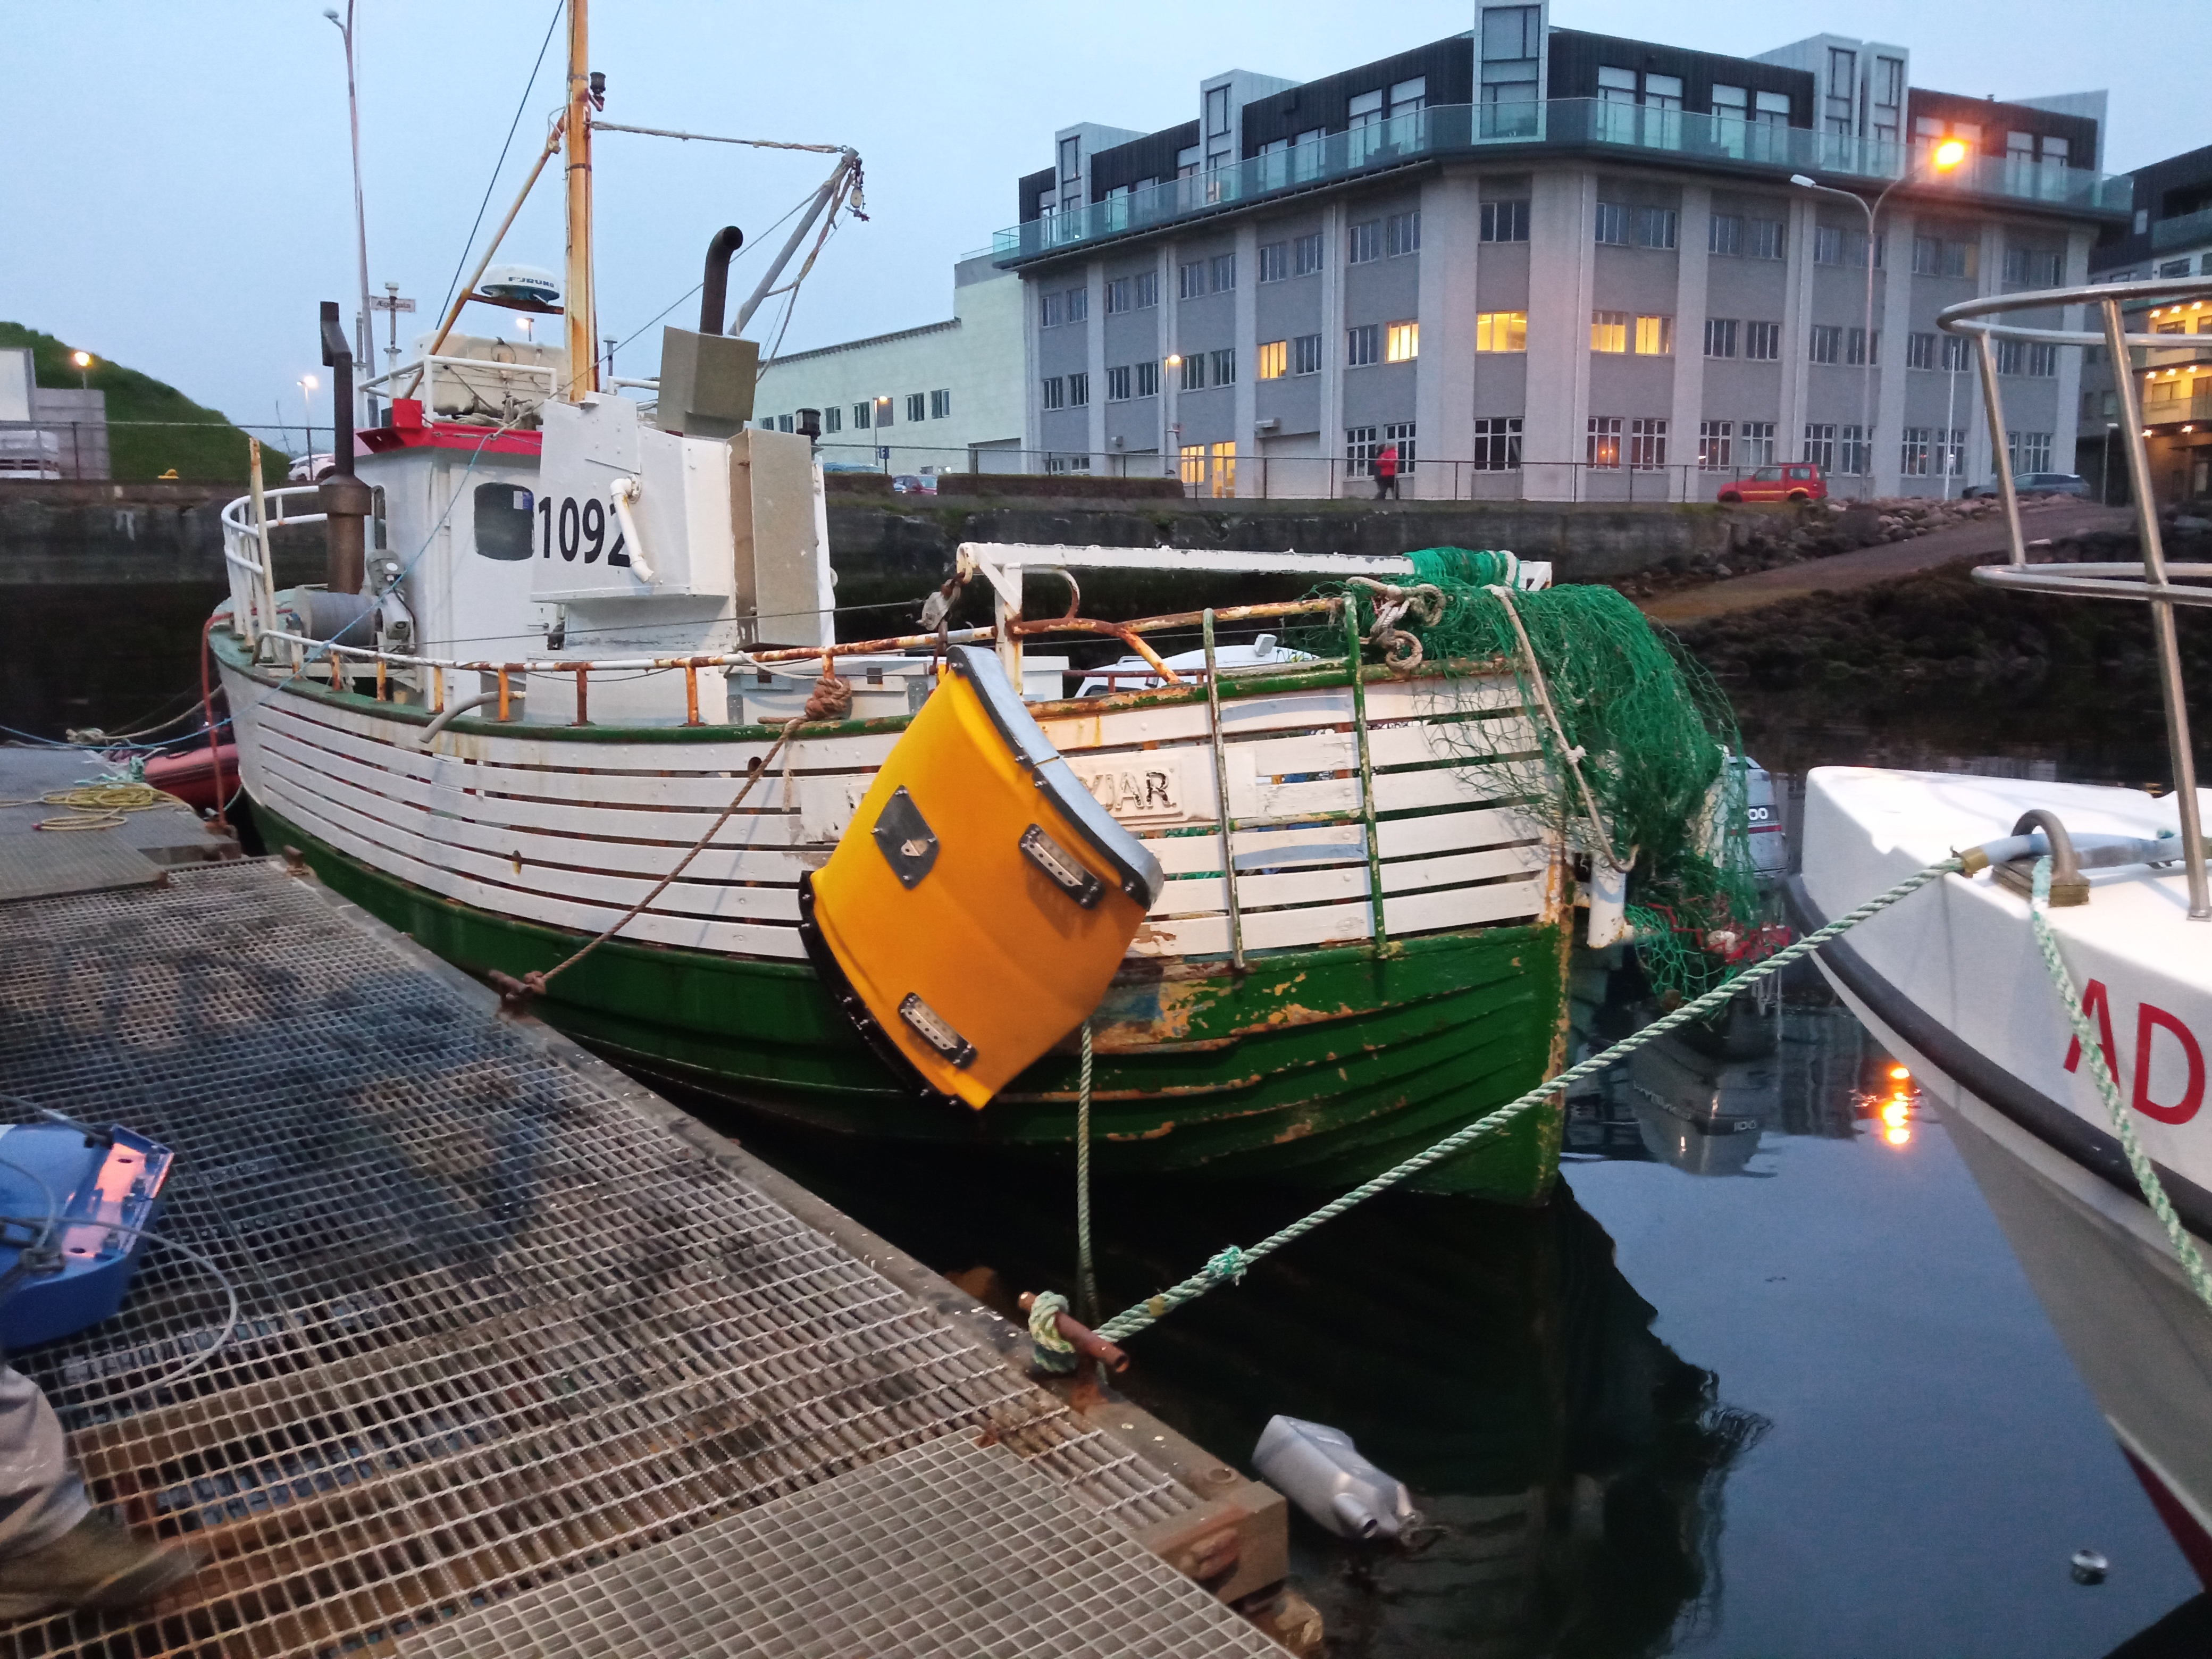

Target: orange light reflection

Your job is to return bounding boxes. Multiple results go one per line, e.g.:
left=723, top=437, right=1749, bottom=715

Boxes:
left=1884, top=1125, right=1913, bottom=1146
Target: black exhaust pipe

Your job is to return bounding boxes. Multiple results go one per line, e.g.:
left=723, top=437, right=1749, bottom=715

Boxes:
left=699, top=226, right=745, bottom=336
left=317, top=300, right=371, bottom=593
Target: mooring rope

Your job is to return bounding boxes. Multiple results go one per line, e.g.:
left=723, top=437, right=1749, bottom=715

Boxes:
left=1090, top=853, right=1965, bottom=1344
left=2028, top=854, right=2212, bottom=1314
left=1076, top=1021, right=1099, bottom=1325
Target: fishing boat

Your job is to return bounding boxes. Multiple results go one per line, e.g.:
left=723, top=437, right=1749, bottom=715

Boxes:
left=1795, top=275, right=2212, bottom=1580
left=208, top=0, right=1744, bottom=1202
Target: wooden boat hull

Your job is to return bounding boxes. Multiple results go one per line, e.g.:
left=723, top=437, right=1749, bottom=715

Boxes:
left=219, top=640, right=1572, bottom=1200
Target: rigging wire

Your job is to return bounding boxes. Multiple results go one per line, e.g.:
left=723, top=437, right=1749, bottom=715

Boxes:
left=437, top=0, right=566, bottom=327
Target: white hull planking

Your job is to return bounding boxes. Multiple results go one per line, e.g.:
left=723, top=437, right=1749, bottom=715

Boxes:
left=220, top=661, right=1565, bottom=968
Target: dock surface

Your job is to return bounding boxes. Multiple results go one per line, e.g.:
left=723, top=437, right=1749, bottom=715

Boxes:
left=0, top=752, right=1280, bottom=1656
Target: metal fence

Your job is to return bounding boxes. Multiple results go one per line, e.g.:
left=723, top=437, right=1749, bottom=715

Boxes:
left=0, top=420, right=107, bottom=481
left=806, top=439, right=1880, bottom=502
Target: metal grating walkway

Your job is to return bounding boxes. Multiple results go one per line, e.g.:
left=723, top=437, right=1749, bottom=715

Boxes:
left=401, top=1432, right=1279, bottom=1658
left=0, top=861, right=1206, bottom=1658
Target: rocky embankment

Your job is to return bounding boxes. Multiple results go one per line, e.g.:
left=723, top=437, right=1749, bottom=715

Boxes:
left=1616, top=493, right=2075, bottom=598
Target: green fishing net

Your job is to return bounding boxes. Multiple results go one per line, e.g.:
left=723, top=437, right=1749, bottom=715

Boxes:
left=1302, top=547, right=1762, bottom=998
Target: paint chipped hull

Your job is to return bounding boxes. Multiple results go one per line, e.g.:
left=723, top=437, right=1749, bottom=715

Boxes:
left=261, top=801, right=1569, bottom=1199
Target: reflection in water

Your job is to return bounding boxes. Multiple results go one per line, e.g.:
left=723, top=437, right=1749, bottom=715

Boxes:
left=1564, top=963, right=1913, bottom=1179
left=705, top=1071, right=1771, bottom=1657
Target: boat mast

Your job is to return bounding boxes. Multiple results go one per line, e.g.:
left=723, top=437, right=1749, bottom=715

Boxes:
left=563, top=0, right=597, bottom=398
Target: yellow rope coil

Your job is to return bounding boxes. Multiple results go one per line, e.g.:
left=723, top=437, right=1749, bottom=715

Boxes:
left=1, top=782, right=192, bottom=833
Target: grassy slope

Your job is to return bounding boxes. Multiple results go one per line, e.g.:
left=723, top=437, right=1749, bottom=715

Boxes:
left=1, top=322, right=288, bottom=483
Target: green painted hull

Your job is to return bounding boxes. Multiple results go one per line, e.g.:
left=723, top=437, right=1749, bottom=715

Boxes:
left=255, top=794, right=1567, bottom=1201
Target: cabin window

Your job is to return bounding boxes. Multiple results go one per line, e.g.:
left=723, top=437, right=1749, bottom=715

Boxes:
left=474, top=482, right=534, bottom=561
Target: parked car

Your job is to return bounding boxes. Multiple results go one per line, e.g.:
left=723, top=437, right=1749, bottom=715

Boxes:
left=890, top=473, right=938, bottom=495
left=1716, top=464, right=1826, bottom=504
left=287, top=451, right=336, bottom=483
left=1963, top=472, right=2090, bottom=499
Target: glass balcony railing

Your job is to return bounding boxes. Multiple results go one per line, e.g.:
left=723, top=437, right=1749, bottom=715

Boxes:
left=992, top=99, right=2133, bottom=264
left=2152, top=207, right=2212, bottom=254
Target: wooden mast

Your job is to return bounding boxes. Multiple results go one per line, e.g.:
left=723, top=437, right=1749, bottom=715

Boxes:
left=563, top=0, right=597, bottom=398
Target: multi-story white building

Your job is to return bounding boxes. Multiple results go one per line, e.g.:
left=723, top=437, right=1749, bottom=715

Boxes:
left=751, top=255, right=1026, bottom=473
left=996, top=4, right=2128, bottom=500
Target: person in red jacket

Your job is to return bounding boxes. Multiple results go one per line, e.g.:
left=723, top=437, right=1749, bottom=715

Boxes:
left=1373, top=442, right=1400, bottom=500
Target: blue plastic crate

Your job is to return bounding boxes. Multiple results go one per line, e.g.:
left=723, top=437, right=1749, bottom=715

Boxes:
left=0, top=1122, right=173, bottom=1351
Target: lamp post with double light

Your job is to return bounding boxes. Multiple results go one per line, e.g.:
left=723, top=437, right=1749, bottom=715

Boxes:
left=1791, top=137, right=1968, bottom=499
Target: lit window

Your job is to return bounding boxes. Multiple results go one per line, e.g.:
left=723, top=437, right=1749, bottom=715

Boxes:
left=1476, top=311, right=1527, bottom=352
left=1386, top=322, right=1419, bottom=363
left=1256, top=340, right=1288, bottom=380
left=1590, top=311, right=1629, bottom=353
left=1634, top=315, right=1673, bottom=355
left=1587, top=416, right=1622, bottom=467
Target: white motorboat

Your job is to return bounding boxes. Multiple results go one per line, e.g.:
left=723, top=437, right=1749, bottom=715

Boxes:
left=1795, top=274, right=2212, bottom=1582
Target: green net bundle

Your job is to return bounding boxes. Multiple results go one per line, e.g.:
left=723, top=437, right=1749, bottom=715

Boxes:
left=1304, top=547, right=1762, bottom=998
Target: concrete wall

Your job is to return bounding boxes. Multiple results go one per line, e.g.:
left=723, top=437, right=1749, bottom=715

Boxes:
left=825, top=494, right=1788, bottom=621
left=0, top=481, right=320, bottom=585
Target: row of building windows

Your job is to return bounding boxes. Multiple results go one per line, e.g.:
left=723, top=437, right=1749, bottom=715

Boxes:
left=1046, top=316, right=2059, bottom=406
left=1046, top=223, right=2055, bottom=338
left=1566, top=418, right=2055, bottom=474
left=1095, top=418, right=2051, bottom=480
left=799, top=390, right=952, bottom=433
left=762, top=392, right=953, bottom=432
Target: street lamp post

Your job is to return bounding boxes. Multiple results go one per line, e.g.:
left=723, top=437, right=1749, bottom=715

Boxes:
left=323, top=6, right=373, bottom=426
left=70, top=350, right=91, bottom=390
left=1791, top=139, right=1967, bottom=501
left=299, top=375, right=320, bottom=466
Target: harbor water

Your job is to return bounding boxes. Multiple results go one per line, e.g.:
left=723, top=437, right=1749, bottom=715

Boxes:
left=4, top=605, right=2208, bottom=1653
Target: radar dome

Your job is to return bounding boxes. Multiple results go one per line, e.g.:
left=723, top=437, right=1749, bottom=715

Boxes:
left=479, top=264, right=561, bottom=307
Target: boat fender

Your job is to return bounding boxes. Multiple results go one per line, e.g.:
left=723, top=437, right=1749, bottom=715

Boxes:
left=1252, top=1415, right=1420, bottom=1543
left=1585, top=854, right=1632, bottom=948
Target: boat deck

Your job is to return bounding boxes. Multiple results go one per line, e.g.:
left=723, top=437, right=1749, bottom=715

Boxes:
left=0, top=748, right=1283, bottom=1657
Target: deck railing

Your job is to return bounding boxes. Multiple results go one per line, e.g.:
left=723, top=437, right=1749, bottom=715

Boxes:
left=995, top=101, right=2131, bottom=264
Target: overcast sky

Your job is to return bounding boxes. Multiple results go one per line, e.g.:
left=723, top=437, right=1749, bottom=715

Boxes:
left=3, top=1, right=2205, bottom=440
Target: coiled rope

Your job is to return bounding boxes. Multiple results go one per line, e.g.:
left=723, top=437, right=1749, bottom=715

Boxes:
left=1091, top=853, right=1965, bottom=1344
left=2028, top=855, right=2212, bottom=1313
left=0, top=782, right=190, bottom=832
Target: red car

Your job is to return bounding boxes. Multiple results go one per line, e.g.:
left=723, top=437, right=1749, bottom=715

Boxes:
left=1717, top=463, right=1826, bottom=504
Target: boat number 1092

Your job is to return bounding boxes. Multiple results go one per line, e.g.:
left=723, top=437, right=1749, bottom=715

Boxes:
left=538, top=496, right=630, bottom=567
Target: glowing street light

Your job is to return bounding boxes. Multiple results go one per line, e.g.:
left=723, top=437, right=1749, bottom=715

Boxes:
left=70, top=349, right=91, bottom=389
left=299, top=374, right=320, bottom=462
left=1789, top=136, right=1974, bottom=500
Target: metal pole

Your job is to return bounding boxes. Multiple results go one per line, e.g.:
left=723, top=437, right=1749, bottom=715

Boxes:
left=329, top=4, right=373, bottom=427
left=562, top=0, right=597, bottom=398
left=2101, top=297, right=2209, bottom=920
left=1201, top=609, right=1246, bottom=973
left=1971, top=331, right=2027, bottom=566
